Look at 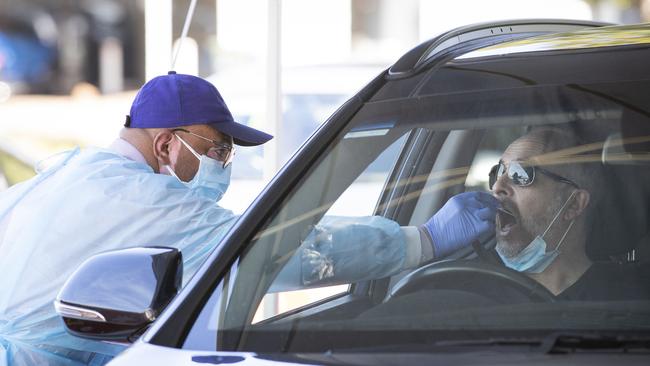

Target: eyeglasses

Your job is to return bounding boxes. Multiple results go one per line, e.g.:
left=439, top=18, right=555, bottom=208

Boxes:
left=488, top=160, right=579, bottom=190
left=173, top=128, right=235, bottom=168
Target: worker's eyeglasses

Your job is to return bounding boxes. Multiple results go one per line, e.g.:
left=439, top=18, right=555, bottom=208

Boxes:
left=173, top=128, right=235, bottom=168
left=488, top=160, right=579, bottom=190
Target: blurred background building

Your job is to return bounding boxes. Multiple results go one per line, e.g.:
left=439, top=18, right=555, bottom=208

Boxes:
left=1, top=0, right=649, bottom=210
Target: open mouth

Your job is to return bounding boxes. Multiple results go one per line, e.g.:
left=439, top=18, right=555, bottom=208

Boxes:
left=496, top=207, right=517, bottom=234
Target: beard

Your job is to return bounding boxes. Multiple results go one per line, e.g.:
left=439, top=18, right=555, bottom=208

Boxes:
left=496, top=193, right=566, bottom=259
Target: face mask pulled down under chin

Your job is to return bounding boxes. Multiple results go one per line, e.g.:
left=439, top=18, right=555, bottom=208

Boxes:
left=497, top=236, right=560, bottom=273
left=497, top=190, right=577, bottom=274
left=166, top=155, right=231, bottom=202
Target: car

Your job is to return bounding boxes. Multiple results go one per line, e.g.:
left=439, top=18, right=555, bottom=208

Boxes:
left=0, top=14, right=57, bottom=95
left=56, top=20, right=650, bottom=365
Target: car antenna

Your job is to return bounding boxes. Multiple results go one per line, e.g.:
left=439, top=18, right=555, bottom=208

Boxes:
left=170, top=0, right=198, bottom=72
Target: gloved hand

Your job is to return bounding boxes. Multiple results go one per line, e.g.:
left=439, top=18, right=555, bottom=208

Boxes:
left=420, top=191, right=499, bottom=258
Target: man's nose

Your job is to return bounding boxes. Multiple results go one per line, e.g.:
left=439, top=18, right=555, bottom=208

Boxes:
left=491, top=172, right=513, bottom=198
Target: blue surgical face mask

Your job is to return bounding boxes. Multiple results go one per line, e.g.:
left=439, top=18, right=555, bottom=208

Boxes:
left=497, top=190, right=577, bottom=273
left=166, top=134, right=231, bottom=202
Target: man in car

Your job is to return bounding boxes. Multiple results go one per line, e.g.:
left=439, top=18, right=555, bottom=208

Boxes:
left=0, top=72, right=499, bottom=365
left=489, top=127, right=650, bottom=299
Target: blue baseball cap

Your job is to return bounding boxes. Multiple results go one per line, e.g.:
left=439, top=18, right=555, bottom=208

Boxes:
left=125, top=71, right=272, bottom=146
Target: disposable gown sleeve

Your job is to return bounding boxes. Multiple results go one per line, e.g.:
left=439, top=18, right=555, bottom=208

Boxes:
left=270, top=215, right=406, bottom=292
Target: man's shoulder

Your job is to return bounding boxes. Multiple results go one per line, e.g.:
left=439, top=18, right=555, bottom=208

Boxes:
left=76, top=147, right=147, bottom=167
left=40, top=148, right=174, bottom=193
left=69, top=148, right=230, bottom=205
left=61, top=147, right=157, bottom=178
left=589, top=261, right=650, bottom=277
left=561, top=261, right=650, bottom=301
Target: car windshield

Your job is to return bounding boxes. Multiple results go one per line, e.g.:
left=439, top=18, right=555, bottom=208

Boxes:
left=184, top=39, right=650, bottom=353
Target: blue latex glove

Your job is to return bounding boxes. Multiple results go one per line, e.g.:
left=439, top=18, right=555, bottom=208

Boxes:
left=420, top=191, right=499, bottom=258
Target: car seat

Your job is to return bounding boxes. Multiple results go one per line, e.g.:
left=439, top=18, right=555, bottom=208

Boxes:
left=589, top=115, right=650, bottom=263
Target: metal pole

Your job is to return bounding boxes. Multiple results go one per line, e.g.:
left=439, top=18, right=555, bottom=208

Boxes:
left=265, top=0, right=282, bottom=179
left=263, top=0, right=282, bottom=319
left=171, top=0, right=199, bottom=70
left=145, top=0, right=172, bottom=80
left=99, top=37, right=124, bottom=93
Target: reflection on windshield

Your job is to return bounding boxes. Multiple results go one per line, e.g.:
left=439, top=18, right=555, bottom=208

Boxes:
left=460, top=25, right=650, bottom=59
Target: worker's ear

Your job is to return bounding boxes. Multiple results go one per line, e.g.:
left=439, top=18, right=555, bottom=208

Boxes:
left=152, top=130, right=177, bottom=167
left=564, top=189, right=590, bottom=221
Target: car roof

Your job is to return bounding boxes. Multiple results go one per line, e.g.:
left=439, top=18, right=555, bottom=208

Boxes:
left=459, top=23, right=650, bottom=60
left=387, top=20, right=650, bottom=81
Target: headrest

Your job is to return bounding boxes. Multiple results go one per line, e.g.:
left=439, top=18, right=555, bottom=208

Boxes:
left=601, top=133, right=650, bottom=166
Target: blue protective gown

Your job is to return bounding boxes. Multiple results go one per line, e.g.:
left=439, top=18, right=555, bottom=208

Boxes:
left=0, top=147, right=407, bottom=365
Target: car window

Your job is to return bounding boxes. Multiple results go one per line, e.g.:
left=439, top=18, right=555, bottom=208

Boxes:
left=182, top=44, right=650, bottom=353
left=183, top=133, right=408, bottom=347
left=247, top=135, right=406, bottom=324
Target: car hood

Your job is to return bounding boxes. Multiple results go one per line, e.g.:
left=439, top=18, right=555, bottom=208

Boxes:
left=107, top=340, right=650, bottom=366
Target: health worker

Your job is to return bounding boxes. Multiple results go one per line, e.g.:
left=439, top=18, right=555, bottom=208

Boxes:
left=0, top=72, right=497, bottom=365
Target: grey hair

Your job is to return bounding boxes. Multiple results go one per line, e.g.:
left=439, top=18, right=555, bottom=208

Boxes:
left=524, top=126, right=603, bottom=197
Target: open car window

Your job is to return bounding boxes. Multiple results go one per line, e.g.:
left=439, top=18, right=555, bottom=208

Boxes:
left=183, top=44, right=650, bottom=352
left=250, top=134, right=408, bottom=323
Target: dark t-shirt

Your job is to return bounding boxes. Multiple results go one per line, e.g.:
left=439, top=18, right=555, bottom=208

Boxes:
left=558, top=262, right=650, bottom=301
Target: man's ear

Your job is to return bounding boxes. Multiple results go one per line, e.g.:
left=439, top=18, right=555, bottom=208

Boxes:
left=152, top=130, right=176, bottom=166
left=565, top=189, right=590, bottom=221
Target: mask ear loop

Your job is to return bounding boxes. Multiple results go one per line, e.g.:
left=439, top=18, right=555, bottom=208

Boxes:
left=164, top=164, right=182, bottom=181
left=541, top=190, right=578, bottom=252
left=164, top=134, right=199, bottom=183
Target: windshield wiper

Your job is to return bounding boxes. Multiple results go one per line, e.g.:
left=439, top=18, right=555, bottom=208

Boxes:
left=427, top=332, right=650, bottom=354
left=541, top=332, right=650, bottom=354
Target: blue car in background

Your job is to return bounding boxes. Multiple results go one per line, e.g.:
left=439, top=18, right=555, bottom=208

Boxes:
left=0, top=15, right=56, bottom=94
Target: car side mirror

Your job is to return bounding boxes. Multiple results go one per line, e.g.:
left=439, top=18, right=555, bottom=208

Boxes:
left=54, top=247, right=182, bottom=342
